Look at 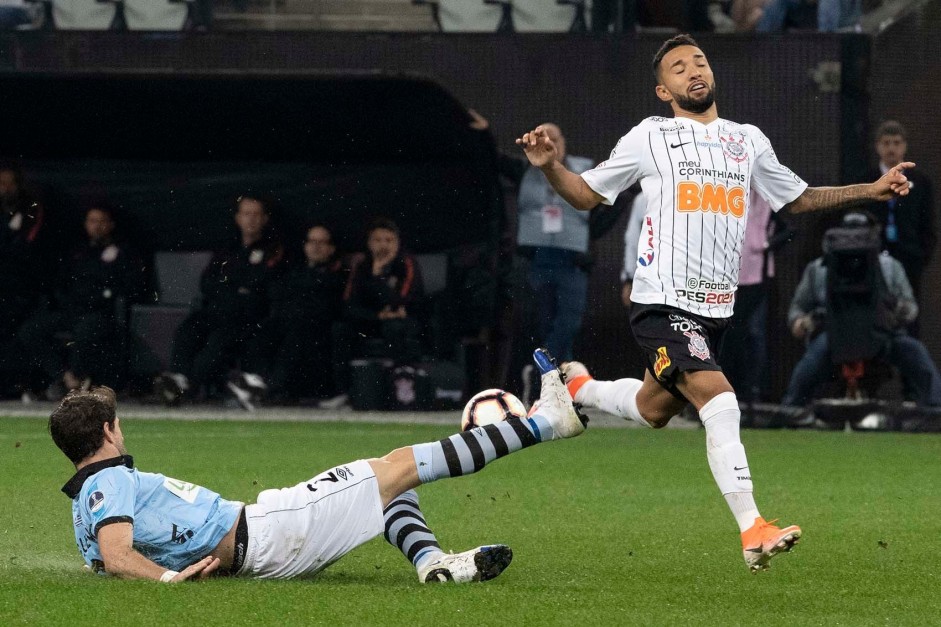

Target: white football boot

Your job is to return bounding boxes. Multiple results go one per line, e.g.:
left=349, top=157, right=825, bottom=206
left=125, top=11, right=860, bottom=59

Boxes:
left=418, top=545, right=513, bottom=583
left=529, top=348, right=587, bottom=440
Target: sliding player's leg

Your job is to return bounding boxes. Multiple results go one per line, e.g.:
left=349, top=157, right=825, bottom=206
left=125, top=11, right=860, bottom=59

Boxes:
left=367, top=349, right=586, bottom=509
left=382, top=490, right=513, bottom=583
left=361, top=349, right=585, bottom=582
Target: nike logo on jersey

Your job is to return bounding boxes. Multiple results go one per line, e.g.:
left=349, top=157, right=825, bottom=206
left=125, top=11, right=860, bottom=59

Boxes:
left=734, top=465, right=748, bottom=471
left=670, top=142, right=691, bottom=149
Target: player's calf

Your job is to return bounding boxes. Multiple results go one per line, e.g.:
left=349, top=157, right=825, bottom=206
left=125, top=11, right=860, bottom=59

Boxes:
left=410, top=350, right=584, bottom=487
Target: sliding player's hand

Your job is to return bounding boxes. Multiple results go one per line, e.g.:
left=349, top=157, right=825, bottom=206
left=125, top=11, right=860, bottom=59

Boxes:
left=873, top=161, right=915, bottom=200
left=173, top=556, right=221, bottom=582
left=516, top=126, right=559, bottom=168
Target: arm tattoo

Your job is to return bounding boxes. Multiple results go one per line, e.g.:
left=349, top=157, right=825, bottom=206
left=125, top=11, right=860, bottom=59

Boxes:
left=787, top=185, right=874, bottom=214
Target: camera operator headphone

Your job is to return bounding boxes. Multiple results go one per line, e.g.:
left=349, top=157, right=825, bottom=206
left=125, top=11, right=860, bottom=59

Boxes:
left=822, top=211, right=881, bottom=254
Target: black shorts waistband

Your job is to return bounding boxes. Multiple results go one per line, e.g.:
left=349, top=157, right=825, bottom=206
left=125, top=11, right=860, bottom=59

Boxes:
left=227, top=507, right=248, bottom=575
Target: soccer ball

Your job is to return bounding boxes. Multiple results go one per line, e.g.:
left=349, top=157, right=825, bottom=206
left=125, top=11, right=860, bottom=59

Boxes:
left=461, top=389, right=527, bottom=431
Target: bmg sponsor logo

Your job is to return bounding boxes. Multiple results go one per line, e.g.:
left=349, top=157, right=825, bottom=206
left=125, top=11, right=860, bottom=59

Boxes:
left=676, top=181, right=746, bottom=218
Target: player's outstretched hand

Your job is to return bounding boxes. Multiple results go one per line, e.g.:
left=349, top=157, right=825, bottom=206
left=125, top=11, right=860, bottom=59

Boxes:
left=515, top=126, right=559, bottom=168
left=173, top=556, right=221, bottom=582
left=873, top=161, right=916, bottom=200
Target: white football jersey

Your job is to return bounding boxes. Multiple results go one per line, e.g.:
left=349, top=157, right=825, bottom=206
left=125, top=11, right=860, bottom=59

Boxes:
left=581, top=116, right=807, bottom=318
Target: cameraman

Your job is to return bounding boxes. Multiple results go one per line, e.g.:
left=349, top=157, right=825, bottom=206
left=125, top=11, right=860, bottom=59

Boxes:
left=781, top=212, right=941, bottom=409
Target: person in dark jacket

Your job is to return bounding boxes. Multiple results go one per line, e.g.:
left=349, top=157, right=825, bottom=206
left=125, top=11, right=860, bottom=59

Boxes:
left=17, top=204, right=144, bottom=397
left=228, top=224, right=346, bottom=407
left=0, top=163, right=45, bottom=344
left=864, top=121, right=936, bottom=336
left=325, top=217, right=424, bottom=409
left=156, top=194, right=284, bottom=404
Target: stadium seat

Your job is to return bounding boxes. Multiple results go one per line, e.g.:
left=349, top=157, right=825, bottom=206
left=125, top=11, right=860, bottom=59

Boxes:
left=129, top=304, right=189, bottom=370
left=415, top=252, right=447, bottom=297
left=436, top=0, right=502, bottom=31
left=123, top=0, right=189, bottom=31
left=154, top=250, right=213, bottom=307
left=436, top=0, right=584, bottom=32
left=512, top=0, right=585, bottom=32
left=126, top=251, right=212, bottom=371
left=49, top=0, right=119, bottom=30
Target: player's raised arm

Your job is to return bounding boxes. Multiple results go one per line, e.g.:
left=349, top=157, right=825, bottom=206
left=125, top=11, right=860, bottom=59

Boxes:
left=97, top=522, right=220, bottom=582
left=516, top=126, right=604, bottom=211
left=786, top=161, right=915, bottom=214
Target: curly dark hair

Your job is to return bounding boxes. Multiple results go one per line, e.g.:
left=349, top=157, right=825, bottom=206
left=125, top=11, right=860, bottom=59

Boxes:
left=49, top=386, right=118, bottom=464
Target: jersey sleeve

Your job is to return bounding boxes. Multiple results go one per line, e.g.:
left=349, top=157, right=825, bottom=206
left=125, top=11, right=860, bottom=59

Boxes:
left=580, top=126, right=646, bottom=206
left=746, top=125, right=808, bottom=211
left=86, top=468, right=136, bottom=536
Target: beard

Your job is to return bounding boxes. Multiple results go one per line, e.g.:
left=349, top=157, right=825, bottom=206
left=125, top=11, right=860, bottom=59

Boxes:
left=673, top=83, right=716, bottom=114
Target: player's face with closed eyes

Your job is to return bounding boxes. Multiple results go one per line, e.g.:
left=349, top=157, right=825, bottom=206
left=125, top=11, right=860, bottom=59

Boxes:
left=656, top=45, right=717, bottom=115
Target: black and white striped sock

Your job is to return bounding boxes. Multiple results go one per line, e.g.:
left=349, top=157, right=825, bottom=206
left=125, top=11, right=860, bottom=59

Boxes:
left=383, top=490, right=443, bottom=570
left=411, top=415, right=550, bottom=484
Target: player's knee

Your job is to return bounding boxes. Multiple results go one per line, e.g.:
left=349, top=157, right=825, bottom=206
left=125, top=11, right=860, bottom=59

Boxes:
left=645, top=412, right=672, bottom=429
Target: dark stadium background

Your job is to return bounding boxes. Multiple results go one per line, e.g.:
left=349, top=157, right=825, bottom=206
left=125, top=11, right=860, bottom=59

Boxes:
left=0, top=3, right=938, bottom=401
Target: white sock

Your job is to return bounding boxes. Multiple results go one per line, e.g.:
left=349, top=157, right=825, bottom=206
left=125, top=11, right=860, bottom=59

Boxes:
left=724, top=492, right=761, bottom=533
left=699, top=391, right=760, bottom=532
left=576, top=378, right=650, bottom=427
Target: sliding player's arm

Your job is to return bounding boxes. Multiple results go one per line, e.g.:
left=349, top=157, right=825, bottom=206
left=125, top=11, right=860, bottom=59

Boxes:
left=786, top=162, right=915, bottom=214
left=516, top=126, right=605, bottom=211
left=97, top=522, right=220, bottom=582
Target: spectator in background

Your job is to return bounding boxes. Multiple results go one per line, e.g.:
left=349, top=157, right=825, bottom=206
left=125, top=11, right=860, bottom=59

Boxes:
left=0, top=163, right=45, bottom=353
left=17, top=204, right=145, bottom=398
left=156, top=195, right=284, bottom=405
left=781, top=212, right=941, bottom=409
left=327, top=217, right=424, bottom=410
left=469, top=111, right=596, bottom=406
left=864, top=120, right=936, bottom=335
left=720, top=189, right=793, bottom=403
left=591, top=0, right=636, bottom=33
left=228, top=224, right=347, bottom=409
left=731, top=0, right=770, bottom=30
left=757, top=0, right=860, bottom=31
left=0, top=0, right=38, bottom=29
left=817, top=0, right=861, bottom=31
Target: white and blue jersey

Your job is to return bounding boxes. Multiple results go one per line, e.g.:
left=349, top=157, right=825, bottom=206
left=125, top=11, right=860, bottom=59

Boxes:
left=62, top=456, right=242, bottom=573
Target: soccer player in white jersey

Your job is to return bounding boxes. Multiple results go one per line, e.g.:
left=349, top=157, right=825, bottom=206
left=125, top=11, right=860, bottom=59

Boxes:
left=51, top=350, right=585, bottom=583
left=515, top=34, right=915, bottom=572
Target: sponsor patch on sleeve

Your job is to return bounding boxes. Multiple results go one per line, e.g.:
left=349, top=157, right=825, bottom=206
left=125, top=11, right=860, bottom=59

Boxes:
left=88, top=491, right=105, bottom=515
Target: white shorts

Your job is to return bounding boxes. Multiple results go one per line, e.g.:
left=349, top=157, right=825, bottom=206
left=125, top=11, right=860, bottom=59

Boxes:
left=237, top=459, right=385, bottom=579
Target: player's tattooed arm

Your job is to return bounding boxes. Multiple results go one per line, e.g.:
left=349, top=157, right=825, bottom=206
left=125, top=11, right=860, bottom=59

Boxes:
left=786, top=161, right=915, bottom=214
left=786, top=185, right=873, bottom=214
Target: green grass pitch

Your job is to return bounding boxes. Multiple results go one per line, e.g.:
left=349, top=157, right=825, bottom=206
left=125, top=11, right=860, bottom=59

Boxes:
left=1, top=416, right=940, bottom=626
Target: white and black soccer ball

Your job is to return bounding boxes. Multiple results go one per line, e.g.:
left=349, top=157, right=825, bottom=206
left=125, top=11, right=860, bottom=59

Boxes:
left=461, top=389, right=527, bottom=431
